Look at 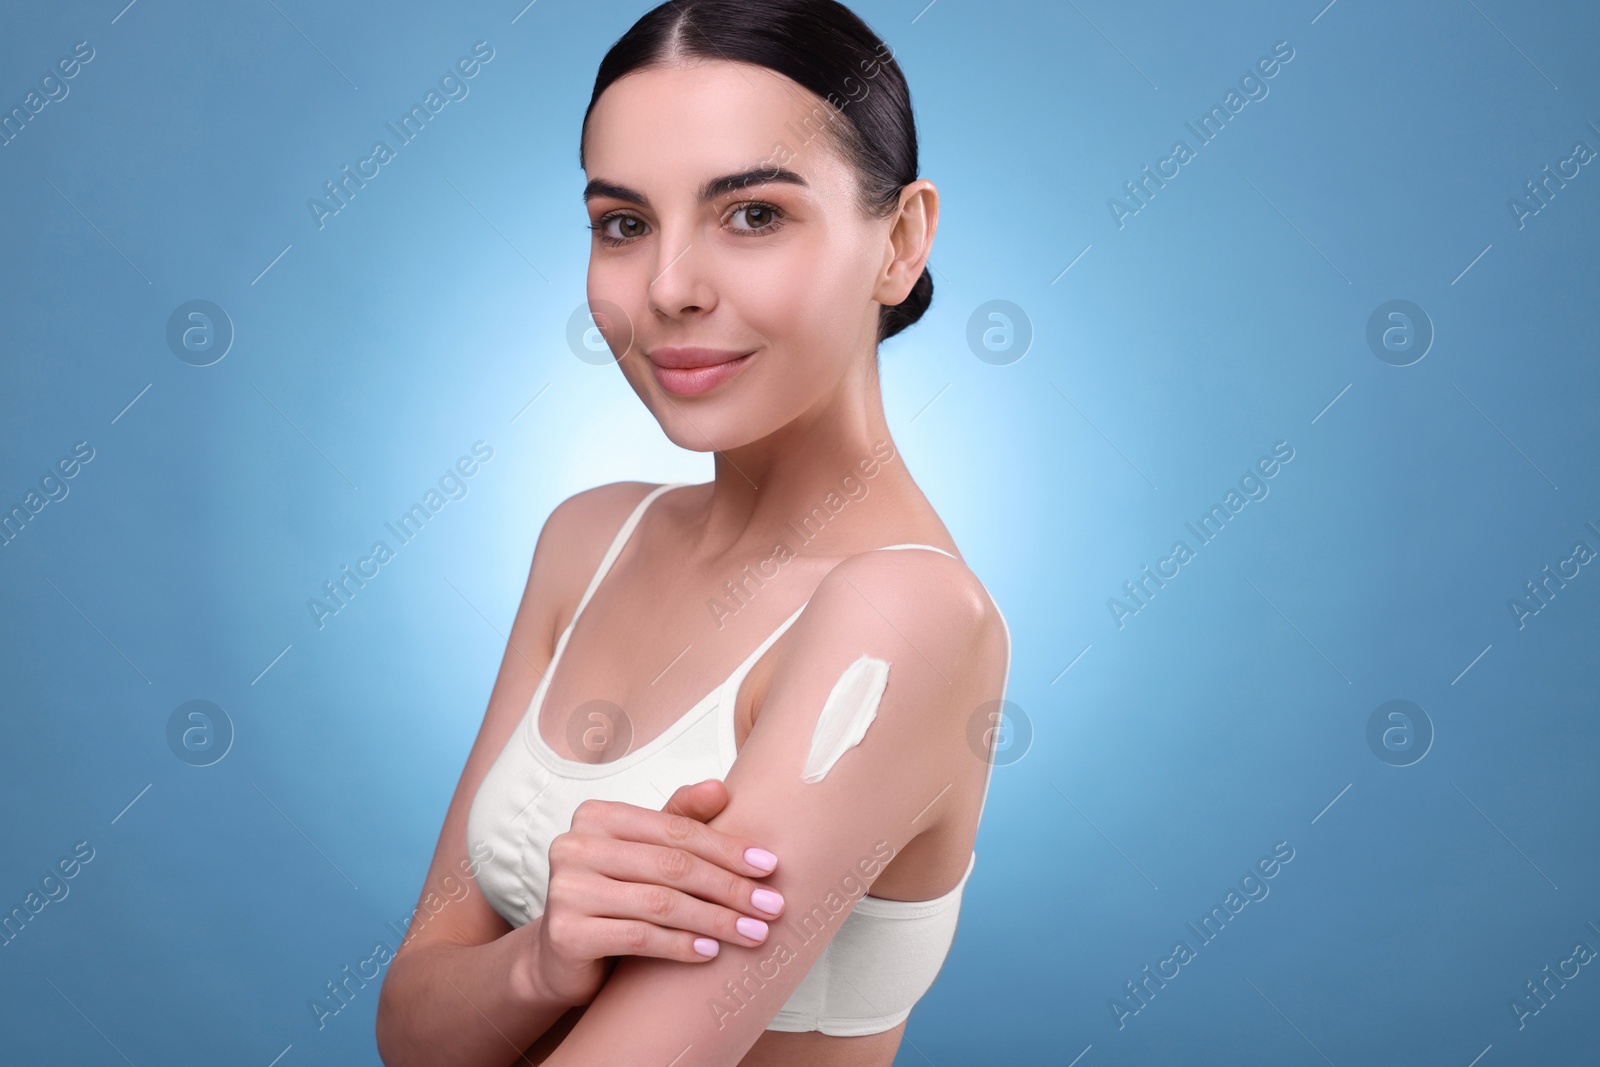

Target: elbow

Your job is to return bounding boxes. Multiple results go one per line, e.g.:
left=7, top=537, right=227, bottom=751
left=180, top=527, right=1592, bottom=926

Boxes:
left=373, top=963, right=410, bottom=1066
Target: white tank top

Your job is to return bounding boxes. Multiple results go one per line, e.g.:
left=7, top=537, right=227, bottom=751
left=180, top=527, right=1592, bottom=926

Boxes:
left=466, top=482, right=1012, bottom=1036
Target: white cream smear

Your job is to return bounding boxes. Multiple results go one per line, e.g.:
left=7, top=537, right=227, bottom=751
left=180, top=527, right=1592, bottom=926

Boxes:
left=801, top=654, right=891, bottom=783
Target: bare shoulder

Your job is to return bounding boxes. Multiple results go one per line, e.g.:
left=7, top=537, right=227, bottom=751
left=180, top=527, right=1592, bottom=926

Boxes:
left=777, top=546, right=1007, bottom=719
left=525, top=480, right=664, bottom=637
left=540, top=479, right=663, bottom=546
left=815, top=546, right=1001, bottom=651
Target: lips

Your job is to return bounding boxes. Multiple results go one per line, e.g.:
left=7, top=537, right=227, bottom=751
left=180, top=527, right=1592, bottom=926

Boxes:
left=645, top=347, right=756, bottom=397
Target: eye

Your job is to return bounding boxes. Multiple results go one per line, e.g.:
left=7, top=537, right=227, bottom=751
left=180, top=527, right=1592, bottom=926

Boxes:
left=590, top=212, right=648, bottom=246
left=588, top=201, right=786, bottom=246
left=727, top=201, right=784, bottom=235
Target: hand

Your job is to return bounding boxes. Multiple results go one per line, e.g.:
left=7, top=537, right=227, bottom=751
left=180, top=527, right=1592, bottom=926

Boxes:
left=528, top=778, right=785, bottom=1008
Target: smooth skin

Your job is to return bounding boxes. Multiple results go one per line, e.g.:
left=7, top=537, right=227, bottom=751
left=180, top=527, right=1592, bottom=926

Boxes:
left=376, top=57, right=1008, bottom=1067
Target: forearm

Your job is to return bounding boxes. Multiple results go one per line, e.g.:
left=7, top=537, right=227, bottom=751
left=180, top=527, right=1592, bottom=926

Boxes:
left=376, top=917, right=577, bottom=1067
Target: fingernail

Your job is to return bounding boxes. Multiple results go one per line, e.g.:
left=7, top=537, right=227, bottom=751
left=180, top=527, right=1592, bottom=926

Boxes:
left=693, top=937, right=720, bottom=957
left=751, top=887, right=784, bottom=916
left=745, top=847, right=778, bottom=872
left=736, top=916, right=768, bottom=941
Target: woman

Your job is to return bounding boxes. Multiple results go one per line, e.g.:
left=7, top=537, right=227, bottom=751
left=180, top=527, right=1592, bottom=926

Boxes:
left=376, top=2, right=1011, bottom=1063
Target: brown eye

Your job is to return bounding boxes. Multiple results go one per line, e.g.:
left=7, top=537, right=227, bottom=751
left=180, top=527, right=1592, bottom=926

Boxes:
left=591, top=212, right=649, bottom=245
left=728, top=202, right=784, bottom=235
left=605, top=215, right=645, bottom=240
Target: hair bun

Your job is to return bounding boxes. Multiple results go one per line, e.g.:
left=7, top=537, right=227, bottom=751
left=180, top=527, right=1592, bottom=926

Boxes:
left=880, top=264, right=933, bottom=342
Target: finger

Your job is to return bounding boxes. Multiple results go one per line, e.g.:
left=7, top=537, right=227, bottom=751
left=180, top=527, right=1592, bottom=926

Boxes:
left=571, top=866, right=773, bottom=950
left=577, top=796, right=779, bottom=878
left=659, top=777, right=728, bottom=822
left=586, top=837, right=786, bottom=921
left=550, top=869, right=760, bottom=963
left=656, top=780, right=767, bottom=878
left=589, top=915, right=734, bottom=963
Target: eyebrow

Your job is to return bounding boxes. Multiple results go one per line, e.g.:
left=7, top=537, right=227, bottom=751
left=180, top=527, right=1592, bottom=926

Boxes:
left=582, top=165, right=809, bottom=208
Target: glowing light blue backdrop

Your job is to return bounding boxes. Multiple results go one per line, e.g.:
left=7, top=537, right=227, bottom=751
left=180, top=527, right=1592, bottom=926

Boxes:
left=2, top=0, right=1597, bottom=1063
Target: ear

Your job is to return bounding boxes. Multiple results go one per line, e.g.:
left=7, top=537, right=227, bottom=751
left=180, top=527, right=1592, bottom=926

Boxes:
left=873, top=178, right=939, bottom=307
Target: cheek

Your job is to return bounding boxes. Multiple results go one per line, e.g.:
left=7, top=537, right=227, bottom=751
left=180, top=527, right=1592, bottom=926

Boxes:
left=740, top=244, right=872, bottom=404
left=586, top=258, right=629, bottom=310
left=733, top=242, right=863, bottom=347
left=736, top=256, right=813, bottom=338
left=586, top=261, right=648, bottom=356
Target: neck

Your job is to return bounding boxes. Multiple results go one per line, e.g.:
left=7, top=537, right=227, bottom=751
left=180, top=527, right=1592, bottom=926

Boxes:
left=691, top=358, right=920, bottom=559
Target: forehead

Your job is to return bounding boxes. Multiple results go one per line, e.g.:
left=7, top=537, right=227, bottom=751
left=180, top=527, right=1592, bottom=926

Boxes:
left=584, top=60, right=849, bottom=191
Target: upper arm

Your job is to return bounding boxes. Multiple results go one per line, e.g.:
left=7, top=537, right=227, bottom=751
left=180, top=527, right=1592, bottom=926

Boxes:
left=390, top=481, right=659, bottom=960
left=541, top=550, right=1002, bottom=1066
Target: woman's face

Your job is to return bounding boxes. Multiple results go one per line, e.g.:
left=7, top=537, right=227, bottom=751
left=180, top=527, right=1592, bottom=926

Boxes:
left=582, top=60, right=912, bottom=452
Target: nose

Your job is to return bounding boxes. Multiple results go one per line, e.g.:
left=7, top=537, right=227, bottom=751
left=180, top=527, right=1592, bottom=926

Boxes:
left=646, top=232, right=713, bottom=317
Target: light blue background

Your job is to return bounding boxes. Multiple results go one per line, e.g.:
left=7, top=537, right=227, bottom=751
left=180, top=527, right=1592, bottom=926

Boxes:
left=2, top=0, right=1597, bottom=1063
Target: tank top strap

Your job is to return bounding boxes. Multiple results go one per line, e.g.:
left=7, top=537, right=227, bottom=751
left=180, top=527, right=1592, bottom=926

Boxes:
left=866, top=542, right=961, bottom=561
left=713, top=543, right=959, bottom=698
left=715, top=597, right=812, bottom=702
left=567, top=482, right=692, bottom=632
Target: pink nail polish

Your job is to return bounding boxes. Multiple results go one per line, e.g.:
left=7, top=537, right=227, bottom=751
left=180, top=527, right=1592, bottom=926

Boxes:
left=745, top=847, right=778, bottom=872
left=751, top=887, right=783, bottom=916
left=736, top=916, right=768, bottom=941
left=693, top=937, right=720, bottom=957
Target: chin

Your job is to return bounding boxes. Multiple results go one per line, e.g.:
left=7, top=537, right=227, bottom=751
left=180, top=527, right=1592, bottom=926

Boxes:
left=649, top=402, right=773, bottom=454
left=657, top=418, right=749, bottom=454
